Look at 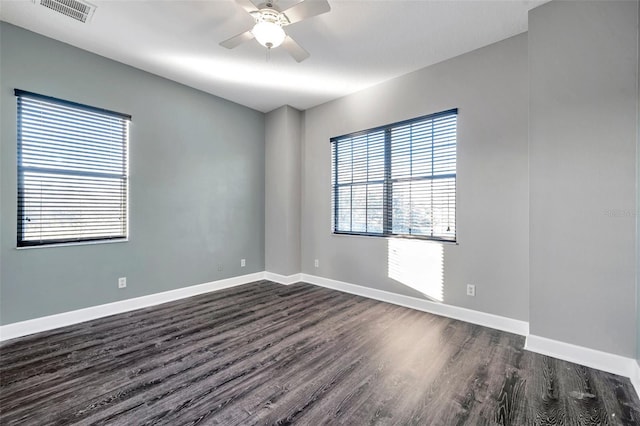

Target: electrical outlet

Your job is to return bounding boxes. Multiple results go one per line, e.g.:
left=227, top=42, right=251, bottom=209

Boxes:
left=314, top=259, right=319, bottom=268
left=217, top=264, right=223, bottom=272
left=241, top=259, right=246, bottom=267
left=118, top=277, right=127, bottom=289
left=466, top=284, right=475, bottom=297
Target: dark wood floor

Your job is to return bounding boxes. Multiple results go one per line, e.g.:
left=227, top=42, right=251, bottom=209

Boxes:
left=1, top=281, right=638, bottom=425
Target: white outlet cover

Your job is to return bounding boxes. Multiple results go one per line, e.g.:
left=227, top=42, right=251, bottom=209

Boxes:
left=466, top=284, right=475, bottom=296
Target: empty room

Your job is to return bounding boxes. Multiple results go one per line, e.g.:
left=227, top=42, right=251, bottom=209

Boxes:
left=1, top=0, right=639, bottom=424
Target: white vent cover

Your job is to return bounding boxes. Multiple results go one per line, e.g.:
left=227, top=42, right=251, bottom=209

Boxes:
left=32, top=0, right=96, bottom=23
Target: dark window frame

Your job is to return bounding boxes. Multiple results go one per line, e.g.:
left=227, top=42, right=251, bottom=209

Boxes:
left=16, top=89, right=131, bottom=247
left=331, top=108, right=458, bottom=243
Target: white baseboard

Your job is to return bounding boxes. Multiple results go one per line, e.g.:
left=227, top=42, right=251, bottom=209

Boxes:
left=263, top=272, right=302, bottom=285
left=299, top=273, right=529, bottom=336
left=0, top=272, right=265, bottom=342
left=631, top=361, right=640, bottom=399
left=525, top=334, right=637, bottom=379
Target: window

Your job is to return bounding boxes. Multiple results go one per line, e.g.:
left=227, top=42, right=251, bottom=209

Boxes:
left=331, top=109, right=457, bottom=242
left=16, top=89, right=130, bottom=247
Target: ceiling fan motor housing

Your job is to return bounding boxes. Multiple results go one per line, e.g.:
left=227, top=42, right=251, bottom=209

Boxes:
left=251, top=7, right=289, bottom=27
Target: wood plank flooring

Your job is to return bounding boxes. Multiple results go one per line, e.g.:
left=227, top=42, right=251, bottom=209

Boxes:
left=1, top=281, right=639, bottom=425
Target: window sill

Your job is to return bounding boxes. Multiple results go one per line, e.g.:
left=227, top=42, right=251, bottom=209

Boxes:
left=16, top=238, right=128, bottom=250
left=331, top=232, right=459, bottom=245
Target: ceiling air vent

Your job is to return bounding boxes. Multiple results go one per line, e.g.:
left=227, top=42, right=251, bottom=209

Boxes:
left=32, top=0, right=96, bottom=23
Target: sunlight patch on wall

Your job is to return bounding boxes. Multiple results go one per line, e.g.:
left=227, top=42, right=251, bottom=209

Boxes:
left=388, top=238, right=444, bottom=302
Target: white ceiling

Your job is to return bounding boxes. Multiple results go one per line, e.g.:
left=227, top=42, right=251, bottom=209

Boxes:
left=0, top=0, right=546, bottom=112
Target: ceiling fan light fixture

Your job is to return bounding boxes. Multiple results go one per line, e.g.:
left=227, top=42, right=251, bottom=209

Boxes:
left=252, top=21, right=285, bottom=48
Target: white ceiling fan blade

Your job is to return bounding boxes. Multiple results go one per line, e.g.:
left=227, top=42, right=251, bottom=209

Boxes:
left=282, top=0, right=330, bottom=25
left=220, top=30, right=255, bottom=49
left=281, top=35, right=310, bottom=62
left=235, top=0, right=259, bottom=14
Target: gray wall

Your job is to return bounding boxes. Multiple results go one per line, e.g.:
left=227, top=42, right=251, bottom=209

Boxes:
left=301, top=34, right=530, bottom=321
left=637, top=0, right=640, bottom=365
left=0, top=23, right=265, bottom=325
left=265, top=106, right=302, bottom=276
left=529, top=0, right=638, bottom=357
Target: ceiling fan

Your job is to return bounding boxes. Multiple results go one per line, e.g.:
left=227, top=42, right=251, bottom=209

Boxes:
left=220, top=0, right=331, bottom=62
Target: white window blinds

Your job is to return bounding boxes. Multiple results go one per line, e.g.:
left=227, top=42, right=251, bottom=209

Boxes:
left=331, top=109, right=457, bottom=242
left=16, top=89, right=130, bottom=247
